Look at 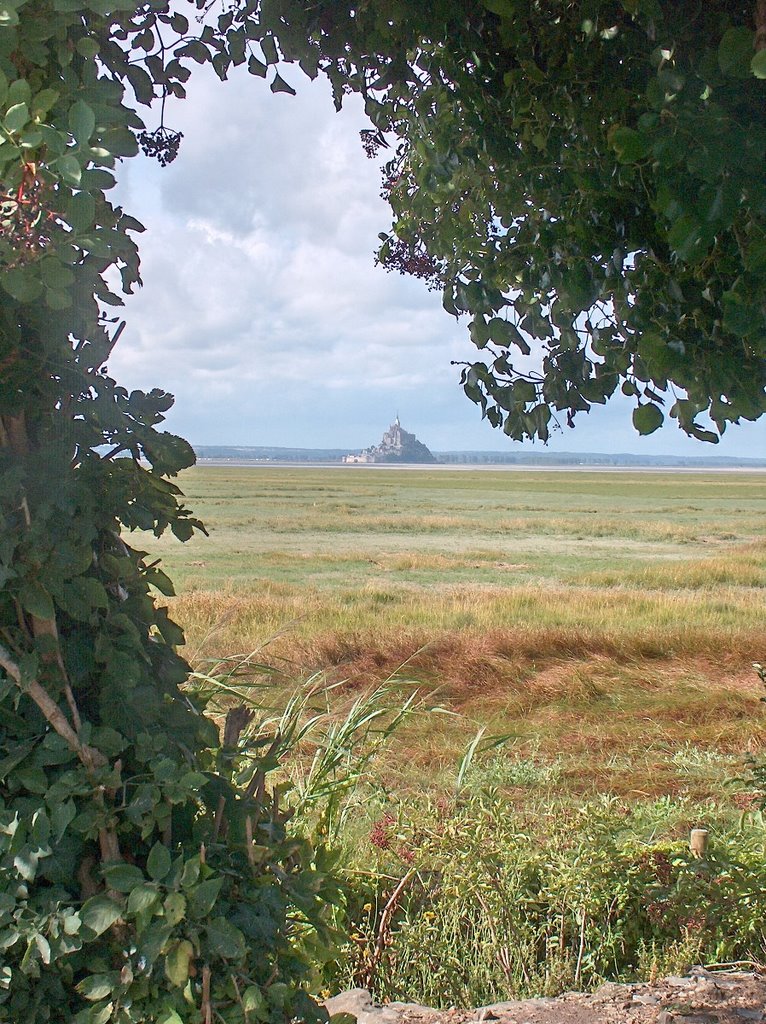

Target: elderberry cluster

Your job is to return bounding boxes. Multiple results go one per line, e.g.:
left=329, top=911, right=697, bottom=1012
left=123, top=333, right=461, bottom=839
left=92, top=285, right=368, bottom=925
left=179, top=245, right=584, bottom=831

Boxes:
left=360, top=128, right=388, bottom=159
left=381, top=238, right=443, bottom=291
left=0, top=179, right=55, bottom=266
left=137, top=127, right=183, bottom=166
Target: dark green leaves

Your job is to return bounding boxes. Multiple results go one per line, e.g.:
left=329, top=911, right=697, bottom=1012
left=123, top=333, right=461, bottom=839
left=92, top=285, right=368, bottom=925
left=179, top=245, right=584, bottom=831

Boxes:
left=80, top=895, right=122, bottom=937
left=147, top=842, right=172, bottom=881
left=102, top=863, right=144, bottom=892
left=609, top=125, right=650, bottom=164
left=68, top=100, right=95, bottom=143
left=270, top=72, right=296, bottom=96
left=718, top=27, right=754, bottom=77
left=205, top=917, right=246, bottom=959
left=632, top=403, right=664, bottom=435
left=4, top=102, right=29, bottom=134
left=752, top=50, right=766, bottom=79
left=126, top=66, right=154, bottom=105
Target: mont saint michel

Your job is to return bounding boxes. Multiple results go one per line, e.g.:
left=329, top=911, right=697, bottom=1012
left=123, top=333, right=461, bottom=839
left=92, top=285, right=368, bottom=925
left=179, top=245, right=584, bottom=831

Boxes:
left=342, top=418, right=437, bottom=464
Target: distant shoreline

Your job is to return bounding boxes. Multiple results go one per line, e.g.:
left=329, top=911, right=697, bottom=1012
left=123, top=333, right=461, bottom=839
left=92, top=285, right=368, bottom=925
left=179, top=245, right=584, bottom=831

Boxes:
left=193, top=445, right=766, bottom=470
left=196, top=458, right=766, bottom=473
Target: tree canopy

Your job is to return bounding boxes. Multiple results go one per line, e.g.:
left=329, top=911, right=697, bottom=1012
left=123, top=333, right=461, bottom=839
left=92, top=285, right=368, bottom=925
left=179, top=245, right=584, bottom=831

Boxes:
left=1, top=1, right=765, bottom=1021
left=368, top=1, right=766, bottom=442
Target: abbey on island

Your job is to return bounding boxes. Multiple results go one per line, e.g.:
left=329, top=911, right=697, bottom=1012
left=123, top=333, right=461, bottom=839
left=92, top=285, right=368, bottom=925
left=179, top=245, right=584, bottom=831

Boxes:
left=342, top=417, right=437, bottom=464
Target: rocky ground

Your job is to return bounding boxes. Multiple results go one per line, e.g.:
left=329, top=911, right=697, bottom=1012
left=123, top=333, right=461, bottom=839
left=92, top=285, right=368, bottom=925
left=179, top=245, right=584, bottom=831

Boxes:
left=325, top=969, right=766, bottom=1024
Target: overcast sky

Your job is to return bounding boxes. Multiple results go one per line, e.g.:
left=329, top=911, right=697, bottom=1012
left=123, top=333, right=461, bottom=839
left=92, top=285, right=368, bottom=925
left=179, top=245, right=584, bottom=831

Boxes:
left=110, top=67, right=766, bottom=458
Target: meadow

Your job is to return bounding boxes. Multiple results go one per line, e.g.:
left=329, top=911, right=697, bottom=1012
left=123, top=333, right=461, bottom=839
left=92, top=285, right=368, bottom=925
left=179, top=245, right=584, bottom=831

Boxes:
left=141, top=465, right=766, bottom=803
left=137, top=464, right=766, bottom=1001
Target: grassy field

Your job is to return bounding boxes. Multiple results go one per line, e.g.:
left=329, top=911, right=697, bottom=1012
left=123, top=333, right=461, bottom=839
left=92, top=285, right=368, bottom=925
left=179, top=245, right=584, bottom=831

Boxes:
left=139, top=465, right=766, bottom=802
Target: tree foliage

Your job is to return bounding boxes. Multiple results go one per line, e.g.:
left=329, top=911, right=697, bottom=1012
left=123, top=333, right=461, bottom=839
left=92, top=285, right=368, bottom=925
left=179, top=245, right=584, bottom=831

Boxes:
left=364, top=1, right=766, bottom=442
left=1, top=0, right=765, bottom=1020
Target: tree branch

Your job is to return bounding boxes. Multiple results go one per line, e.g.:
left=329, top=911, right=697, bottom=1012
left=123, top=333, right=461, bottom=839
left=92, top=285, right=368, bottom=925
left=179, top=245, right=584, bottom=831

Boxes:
left=0, top=643, right=105, bottom=770
left=756, top=0, right=766, bottom=51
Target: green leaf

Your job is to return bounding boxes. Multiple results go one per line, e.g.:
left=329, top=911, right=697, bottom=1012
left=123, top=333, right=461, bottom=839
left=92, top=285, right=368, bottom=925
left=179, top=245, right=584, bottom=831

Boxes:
left=80, top=895, right=122, bottom=937
left=76, top=975, right=116, bottom=1001
left=4, top=102, right=29, bottom=135
left=156, top=1010, right=184, bottom=1024
left=76, top=36, right=100, bottom=58
left=163, top=892, right=186, bottom=927
left=205, top=917, right=246, bottom=959
left=136, top=921, right=173, bottom=966
left=718, top=26, right=754, bottom=78
left=45, top=287, right=73, bottom=310
left=329, top=1015, right=357, bottom=1024
left=270, top=73, right=296, bottom=96
left=1, top=268, right=43, bottom=303
left=89, top=1003, right=115, bottom=1024
left=126, top=66, right=154, bottom=106
left=31, top=89, right=59, bottom=118
left=164, top=939, right=194, bottom=987
left=69, top=100, right=96, bottom=144
left=260, top=35, right=278, bottom=64
left=16, top=766, right=48, bottom=793
left=127, top=883, right=160, bottom=916
left=147, top=842, right=172, bottom=881
left=51, top=799, right=76, bottom=841
left=243, top=987, right=267, bottom=1016
left=609, top=125, right=650, bottom=164
left=248, top=55, right=267, bottom=78
left=188, top=877, right=223, bottom=919
left=54, top=153, right=82, bottom=186
left=7, top=79, right=30, bottom=106
left=102, top=863, right=144, bottom=892
left=40, top=257, right=75, bottom=290
left=18, top=582, right=55, bottom=621
left=752, top=49, right=766, bottom=79
left=80, top=167, right=115, bottom=190
left=632, top=403, right=664, bottom=435
left=481, top=0, right=515, bottom=16
left=177, top=40, right=208, bottom=64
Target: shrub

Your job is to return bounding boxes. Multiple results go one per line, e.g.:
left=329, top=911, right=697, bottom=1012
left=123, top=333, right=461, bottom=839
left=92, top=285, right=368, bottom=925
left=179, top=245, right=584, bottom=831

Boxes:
left=329, top=794, right=766, bottom=1007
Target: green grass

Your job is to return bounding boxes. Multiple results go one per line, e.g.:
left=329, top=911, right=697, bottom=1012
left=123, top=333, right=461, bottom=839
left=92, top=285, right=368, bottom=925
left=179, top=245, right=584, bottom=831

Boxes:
left=137, top=466, right=766, bottom=802
left=148, top=467, right=766, bottom=591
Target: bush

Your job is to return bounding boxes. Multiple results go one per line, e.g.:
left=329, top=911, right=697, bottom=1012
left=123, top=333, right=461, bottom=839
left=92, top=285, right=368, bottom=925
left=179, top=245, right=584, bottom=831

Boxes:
left=329, top=794, right=766, bottom=1007
left=0, top=684, right=342, bottom=1023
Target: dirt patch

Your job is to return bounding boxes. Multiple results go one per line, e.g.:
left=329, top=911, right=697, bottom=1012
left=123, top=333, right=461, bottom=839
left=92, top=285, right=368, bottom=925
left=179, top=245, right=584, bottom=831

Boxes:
left=326, top=969, right=766, bottom=1024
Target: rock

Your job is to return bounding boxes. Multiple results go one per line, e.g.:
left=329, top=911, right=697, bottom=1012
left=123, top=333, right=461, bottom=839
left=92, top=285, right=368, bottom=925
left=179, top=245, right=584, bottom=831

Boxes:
left=324, top=989, right=405, bottom=1024
left=658, top=1011, right=675, bottom=1024
left=593, top=983, right=635, bottom=1003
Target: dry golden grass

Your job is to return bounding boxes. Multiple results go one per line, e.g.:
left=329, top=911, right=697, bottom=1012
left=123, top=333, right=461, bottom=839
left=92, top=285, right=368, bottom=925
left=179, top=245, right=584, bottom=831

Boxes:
left=139, top=466, right=766, bottom=801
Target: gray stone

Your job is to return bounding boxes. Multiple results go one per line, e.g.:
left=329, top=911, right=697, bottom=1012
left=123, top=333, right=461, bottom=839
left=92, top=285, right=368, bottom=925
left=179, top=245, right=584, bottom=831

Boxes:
left=324, top=989, right=405, bottom=1024
left=633, top=994, right=660, bottom=1006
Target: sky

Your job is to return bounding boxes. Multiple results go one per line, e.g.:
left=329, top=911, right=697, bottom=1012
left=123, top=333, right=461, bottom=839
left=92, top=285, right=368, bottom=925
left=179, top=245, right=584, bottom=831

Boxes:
left=110, top=66, right=766, bottom=458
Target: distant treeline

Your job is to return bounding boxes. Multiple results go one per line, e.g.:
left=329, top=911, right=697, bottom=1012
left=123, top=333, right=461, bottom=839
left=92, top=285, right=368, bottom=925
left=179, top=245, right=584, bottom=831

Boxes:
left=194, top=445, right=766, bottom=468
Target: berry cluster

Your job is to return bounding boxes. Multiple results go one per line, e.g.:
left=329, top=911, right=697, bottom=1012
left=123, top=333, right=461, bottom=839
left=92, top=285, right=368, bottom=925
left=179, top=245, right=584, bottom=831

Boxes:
left=360, top=128, right=388, bottom=159
left=0, top=175, right=55, bottom=266
left=137, top=127, right=183, bottom=166
left=380, top=237, right=443, bottom=291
